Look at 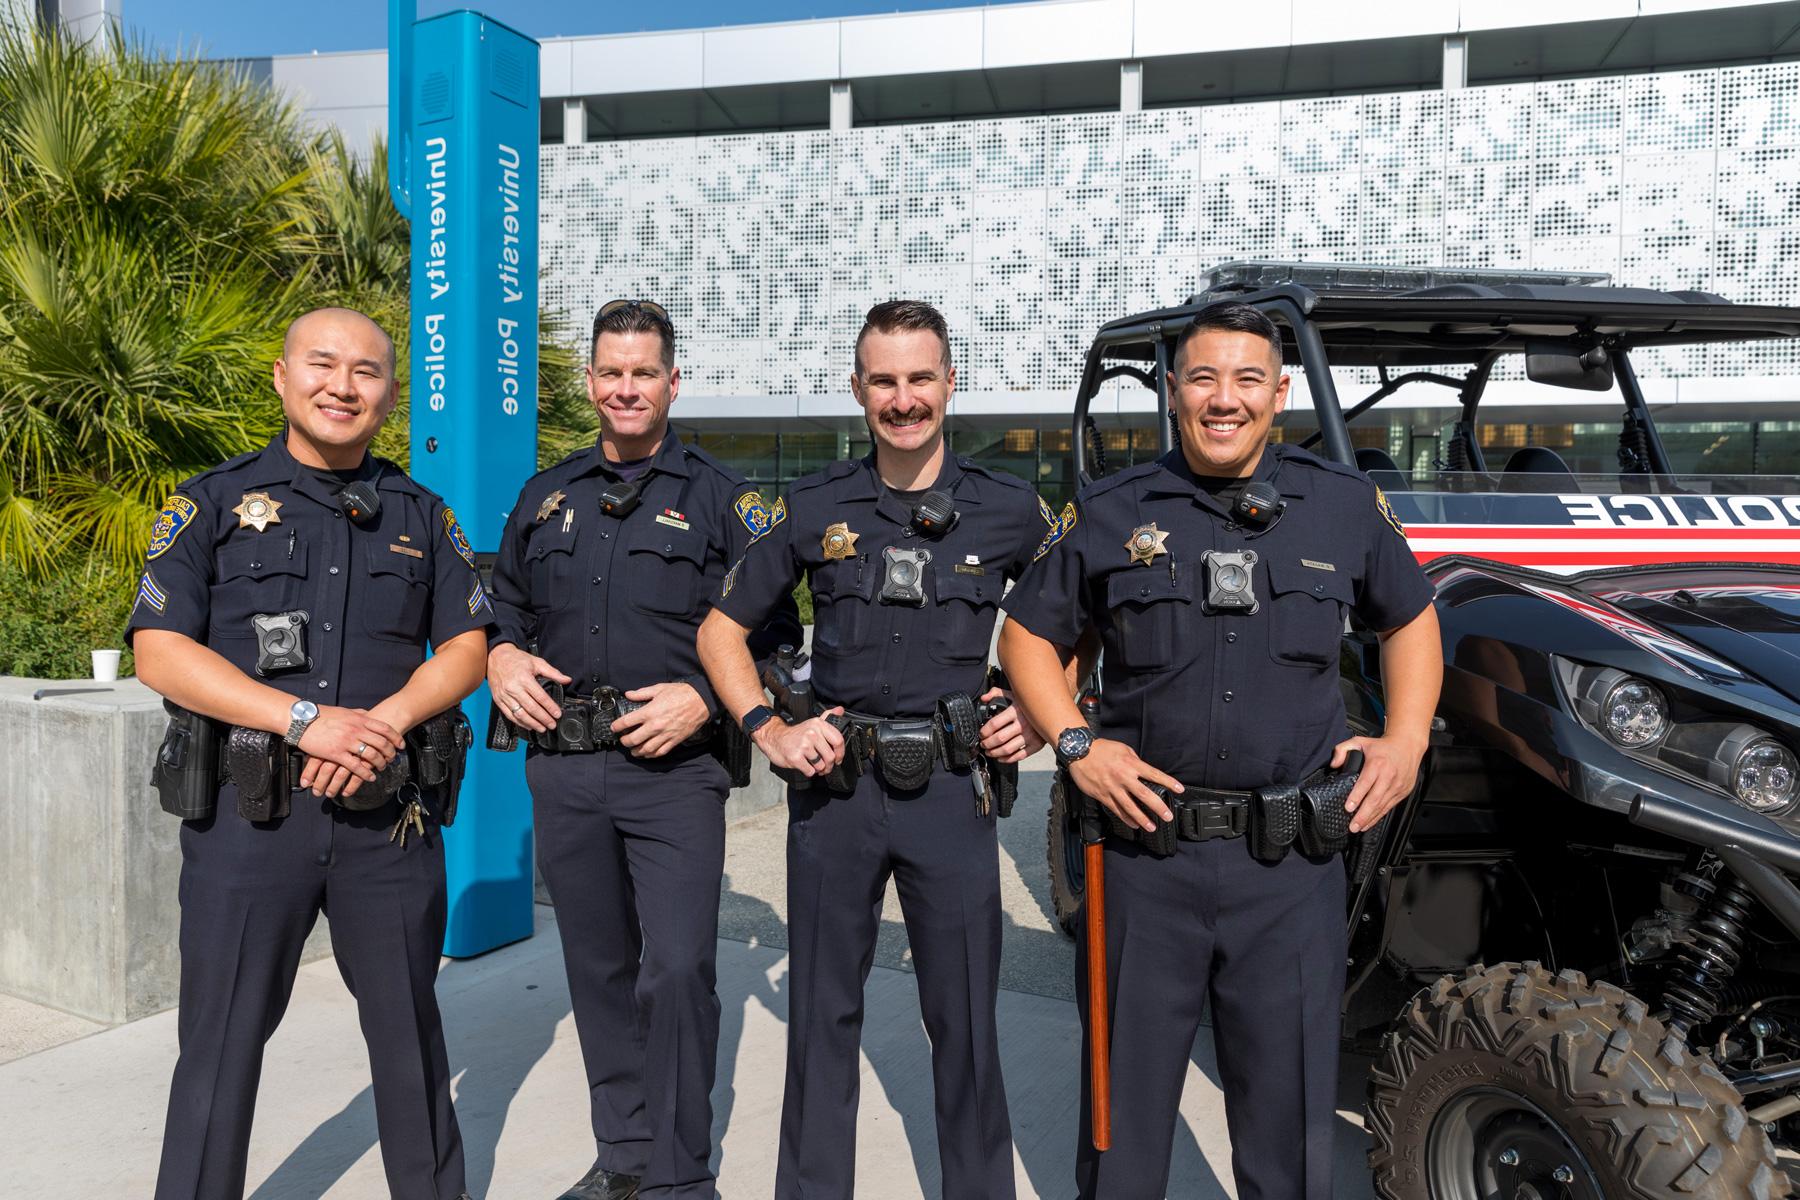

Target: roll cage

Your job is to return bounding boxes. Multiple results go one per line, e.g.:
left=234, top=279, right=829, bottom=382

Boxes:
left=1070, top=261, right=1800, bottom=488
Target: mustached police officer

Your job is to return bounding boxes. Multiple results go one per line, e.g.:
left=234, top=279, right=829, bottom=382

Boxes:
left=131, top=307, right=493, bottom=1200
left=485, top=300, right=799, bottom=1200
left=697, top=300, right=1053, bottom=1200
left=999, top=302, right=1444, bottom=1200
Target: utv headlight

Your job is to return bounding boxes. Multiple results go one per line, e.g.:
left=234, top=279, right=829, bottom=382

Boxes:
left=1663, top=722, right=1800, bottom=817
left=1571, top=667, right=1668, bottom=748
left=1732, top=736, right=1799, bottom=814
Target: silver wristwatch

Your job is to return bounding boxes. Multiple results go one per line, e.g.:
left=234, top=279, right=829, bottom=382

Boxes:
left=284, top=699, right=320, bottom=747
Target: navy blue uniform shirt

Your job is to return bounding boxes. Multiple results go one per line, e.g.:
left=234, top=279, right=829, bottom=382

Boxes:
left=713, top=452, right=1054, bottom=716
left=489, top=429, right=800, bottom=712
left=125, top=433, right=496, bottom=710
left=1003, top=444, right=1433, bottom=789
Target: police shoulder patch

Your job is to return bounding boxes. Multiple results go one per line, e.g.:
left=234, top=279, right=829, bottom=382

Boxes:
left=735, top=491, right=774, bottom=540
left=146, top=495, right=198, bottom=561
left=443, top=508, right=477, bottom=568
left=1032, top=501, right=1079, bottom=563
left=1374, top=486, right=1407, bottom=538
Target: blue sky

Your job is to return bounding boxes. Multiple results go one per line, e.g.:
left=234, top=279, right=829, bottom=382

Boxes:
left=123, top=0, right=1037, bottom=59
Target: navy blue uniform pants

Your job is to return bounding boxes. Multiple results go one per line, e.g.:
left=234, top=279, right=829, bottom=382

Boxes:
left=527, top=749, right=726, bottom=1200
left=155, top=794, right=463, bottom=1200
left=1076, top=836, right=1346, bottom=1200
left=778, top=767, right=1015, bottom=1200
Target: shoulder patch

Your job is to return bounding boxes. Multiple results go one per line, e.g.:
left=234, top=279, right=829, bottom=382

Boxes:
left=1375, top=486, right=1407, bottom=538
left=735, top=491, right=787, bottom=541
left=146, top=496, right=199, bottom=561
left=1033, top=501, right=1079, bottom=562
left=442, top=508, right=477, bottom=568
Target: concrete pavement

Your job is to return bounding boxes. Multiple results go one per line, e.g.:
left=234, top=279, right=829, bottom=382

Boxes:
left=0, top=769, right=1380, bottom=1198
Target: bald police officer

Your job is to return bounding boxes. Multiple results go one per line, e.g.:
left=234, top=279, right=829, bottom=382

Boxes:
left=485, top=300, right=798, bottom=1200
left=999, top=301, right=1443, bottom=1200
left=697, top=300, right=1052, bottom=1200
left=132, top=307, right=493, bottom=1200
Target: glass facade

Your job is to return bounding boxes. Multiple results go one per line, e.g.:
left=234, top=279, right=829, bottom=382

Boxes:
left=680, top=417, right=1800, bottom=509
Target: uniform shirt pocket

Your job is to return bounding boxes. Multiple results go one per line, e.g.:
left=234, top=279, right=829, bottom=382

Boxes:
left=1265, top=557, right=1355, bottom=668
left=627, top=527, right=707, bottom=618
left=930, top=567, right=999, bottom=665
left=810, top=558, right=876, bottom=656
left=362, top=541, right=430, bottom=643
left=527, top=528, right=580, bottom=613
left=209, top=537, right=310, bottom=637
left=1103, top=567, right=1196, bottom=674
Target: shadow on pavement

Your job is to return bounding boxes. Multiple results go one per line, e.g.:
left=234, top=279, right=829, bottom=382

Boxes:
left=251, top=829, right=571, bottom=1200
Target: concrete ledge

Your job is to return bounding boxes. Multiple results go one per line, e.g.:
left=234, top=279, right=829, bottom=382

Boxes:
left=0, top=678, right=330, bottom=1024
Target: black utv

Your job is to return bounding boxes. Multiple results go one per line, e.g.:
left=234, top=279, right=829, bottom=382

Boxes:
left=1047, top=262, right=1800, bottom=1199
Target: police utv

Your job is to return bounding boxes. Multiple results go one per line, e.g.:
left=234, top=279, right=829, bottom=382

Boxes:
left=1047, top=262, right=1800, bottom=1198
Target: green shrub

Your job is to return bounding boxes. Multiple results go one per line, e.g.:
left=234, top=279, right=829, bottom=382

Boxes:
left=0, top=559, right=137, bottom=679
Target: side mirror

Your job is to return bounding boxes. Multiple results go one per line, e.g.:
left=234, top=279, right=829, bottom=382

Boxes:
left=1526, top=340, right=1614, bottom=391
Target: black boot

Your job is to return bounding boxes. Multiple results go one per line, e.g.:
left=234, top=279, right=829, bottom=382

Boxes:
left=556, top=1160, right=641, bottom=1200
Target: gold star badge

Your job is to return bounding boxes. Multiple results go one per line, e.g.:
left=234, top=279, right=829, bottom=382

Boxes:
left=536, top=489, right=567, bottom=523
left=1125, top=523, right=1170, bottom=566
left=821, top=521, right=859, bottom=561
left=233, top=492, right=283, bottom=532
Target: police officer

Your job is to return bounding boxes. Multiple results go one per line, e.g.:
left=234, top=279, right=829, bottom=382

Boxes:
left=485, top=300, right=798, bottom=1200
left=696, top=300, right=1052, bottom=1200
left=998, top=301, right=1443, bottom=1200
left=130, top=307, right=493, bottom=1200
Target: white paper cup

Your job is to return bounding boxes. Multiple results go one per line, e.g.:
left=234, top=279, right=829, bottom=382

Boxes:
left=91, top=649, right=121, bottom=682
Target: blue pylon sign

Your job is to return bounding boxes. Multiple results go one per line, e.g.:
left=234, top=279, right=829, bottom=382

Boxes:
left=389, top=2, right=540, bottom=957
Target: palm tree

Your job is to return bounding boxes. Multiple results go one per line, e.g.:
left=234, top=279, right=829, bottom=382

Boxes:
left=0, top=28, right=593, bottom=581
left=0, top=27, right=311, bottom=569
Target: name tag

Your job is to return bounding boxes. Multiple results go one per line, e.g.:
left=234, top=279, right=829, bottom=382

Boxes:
left=954, top=563, right=985, bottom=576
left=655, top=513, right=691, bottom=531
left=390, top=544, right=425, bottom=559
left=1301, top=558, right=1336, bottom=572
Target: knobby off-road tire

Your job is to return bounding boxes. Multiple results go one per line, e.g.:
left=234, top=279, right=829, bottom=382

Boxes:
left=1367, top=962, right=1785, bottom=1200
left=1047, top=767, right=1084, bottom=937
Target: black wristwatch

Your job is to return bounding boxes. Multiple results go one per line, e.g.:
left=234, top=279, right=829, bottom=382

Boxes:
left=1054, top=725, right=1093, bottom=768
left=740, top=704, right=775, bottom=736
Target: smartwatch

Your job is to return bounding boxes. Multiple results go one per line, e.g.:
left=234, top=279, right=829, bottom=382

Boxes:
left=1054, top=725, right=1093, bottom=768
left=284, top=699, right=320, bottom=747
left=740, top=704, right=776, bottom=736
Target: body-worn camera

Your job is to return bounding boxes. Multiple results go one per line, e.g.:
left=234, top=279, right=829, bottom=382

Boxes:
left=598, top=479, right=642, bottom=519
left=252, top=610, right=311, bottom=676
left=879, top=546, right=932, bottom=606
left=1202, top=550, right=1259, bottom=614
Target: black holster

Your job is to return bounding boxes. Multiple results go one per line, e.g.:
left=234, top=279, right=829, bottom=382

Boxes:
left=402, top=708, right=472, bottom=825
left=1248, top=751, right=1363, bottom=863
left=226, top=726, right=290, bottom=823
left=991, top=759, right=1019, bottom=818
left=715, top=717, right=752, bottom=789
left=152, top=701, right=221, bottom=820
left=819, top=711, right=866, bottom=793
left=874, top=718, right=937, bottom=792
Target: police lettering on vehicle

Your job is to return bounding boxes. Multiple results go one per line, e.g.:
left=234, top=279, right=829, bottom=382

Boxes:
left=1386, top=490, right=1800, bottom=575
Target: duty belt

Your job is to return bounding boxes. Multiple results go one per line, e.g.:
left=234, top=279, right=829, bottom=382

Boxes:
left=1100, top=752, right=1364, bottom=862
left=807, top=692, right=1018, bottom=817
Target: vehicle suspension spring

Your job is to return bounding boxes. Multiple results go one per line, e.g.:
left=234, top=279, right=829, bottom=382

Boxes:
left=1662, top=868, right=1756, bottom=1037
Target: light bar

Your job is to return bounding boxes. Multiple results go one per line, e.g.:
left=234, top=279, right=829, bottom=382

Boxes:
left=1196, top=260, right=1614, bottom=298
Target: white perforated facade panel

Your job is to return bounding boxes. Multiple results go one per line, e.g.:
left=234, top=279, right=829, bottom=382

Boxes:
left=542, top=64, right=1800, bottom=400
